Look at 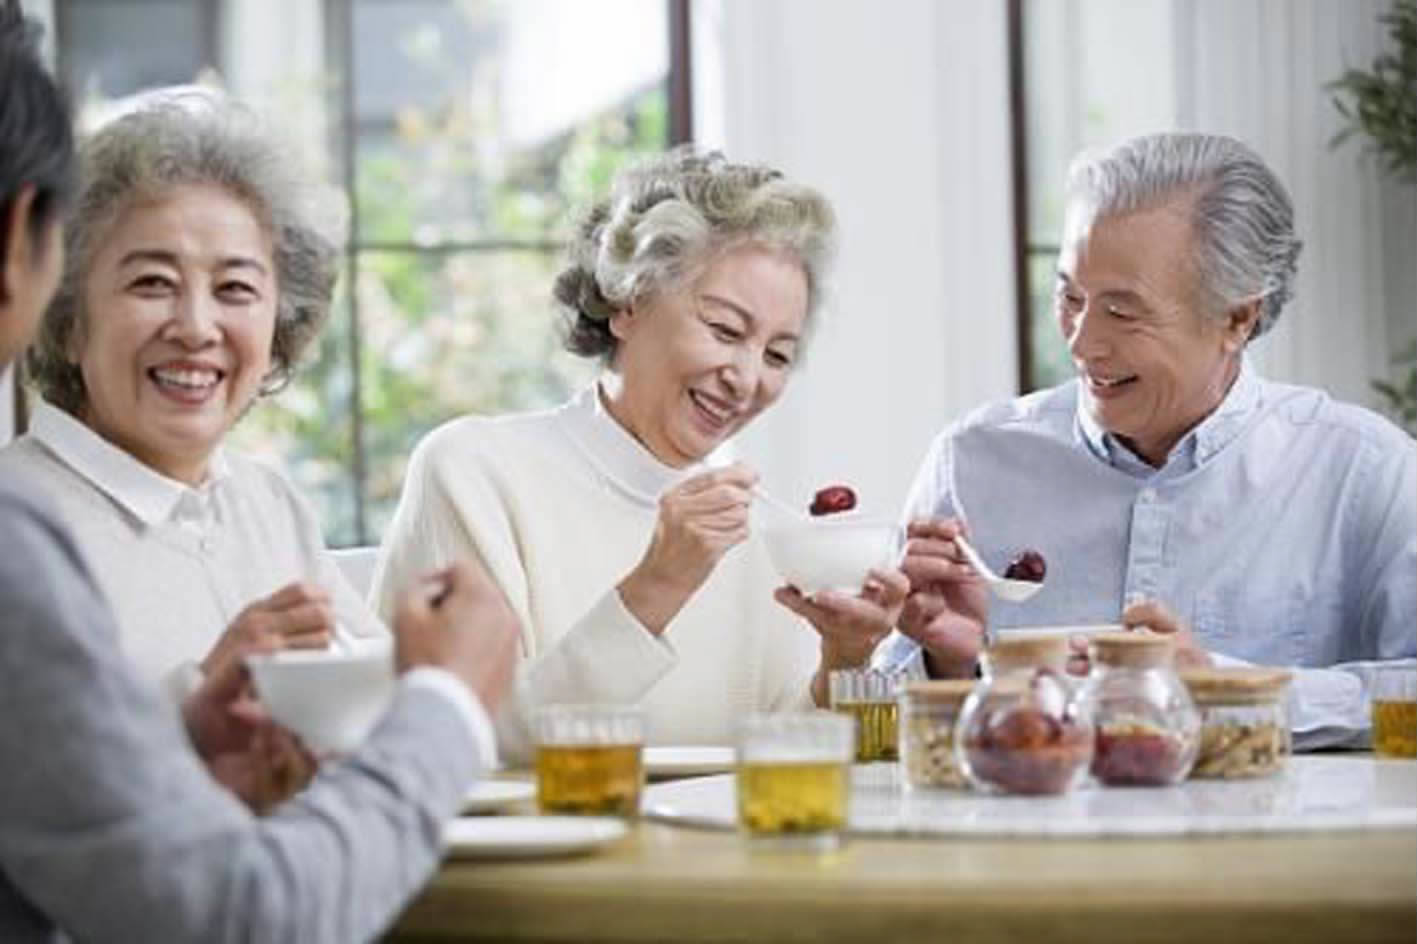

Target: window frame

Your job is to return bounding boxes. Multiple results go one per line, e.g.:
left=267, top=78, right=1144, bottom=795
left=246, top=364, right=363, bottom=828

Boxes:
left=47, top=0, right=692, bottom=545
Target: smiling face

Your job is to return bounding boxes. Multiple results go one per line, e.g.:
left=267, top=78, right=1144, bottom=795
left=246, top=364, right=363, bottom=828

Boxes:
left=605, top=243, right=809, bottom=467
left=1055, top=199, right=1256, bottom=466
left=73, top=183, right=277, bottom=484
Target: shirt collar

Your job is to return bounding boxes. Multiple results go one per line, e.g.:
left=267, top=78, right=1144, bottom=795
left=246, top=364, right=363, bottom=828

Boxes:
left=555, top=376, right=735, bottom=507
left=1074, top=356, right=1262, bottom=474
left=27, top=400, right=231, bottom=526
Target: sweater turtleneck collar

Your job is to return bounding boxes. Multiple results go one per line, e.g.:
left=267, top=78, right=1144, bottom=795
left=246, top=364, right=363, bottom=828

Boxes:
left=554, top=376, right=736, bottom=507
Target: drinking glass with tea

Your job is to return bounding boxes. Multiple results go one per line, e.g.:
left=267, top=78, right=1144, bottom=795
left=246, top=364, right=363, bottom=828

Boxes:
left=534, top=704, right=645, bottom=817
left=829, top=668, right=901, bottom=762
left=1371, top=665, right=1417, bottom=759
left=736, top=712, right=854, bottom=851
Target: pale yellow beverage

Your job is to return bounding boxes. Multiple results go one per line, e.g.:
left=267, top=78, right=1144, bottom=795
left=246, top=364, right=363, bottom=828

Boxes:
left=737, top=760, right=848, bottom=835
left=834, top=700, right=899, bottom=762
left=1372, top=700, right=1417, bottom=758
left=536, top=743, right=643, bottom=816
left=1371, top=667, right=1417, bottom=760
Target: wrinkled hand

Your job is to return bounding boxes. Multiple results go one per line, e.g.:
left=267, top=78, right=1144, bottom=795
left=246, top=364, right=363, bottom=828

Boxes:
left=395, top=559, right=523, bottom=713
left=896, top=518, right=990, bottom=678
left=1123, top=598, right=1212, bottom=669
left=183, top=658, right=317, bottom=813
left=618, top=463, right=757, bottom=634
left=201, top=581, right=335, bottom=681
left=775, top=567, right=910, bottom=703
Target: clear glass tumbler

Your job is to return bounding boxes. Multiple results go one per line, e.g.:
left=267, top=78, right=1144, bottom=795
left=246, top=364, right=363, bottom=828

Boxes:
left=829, top=668, right=901, bottom=762
left=1371, top=664, right=1417, bottom=759
left=736, top=712, right=854, bottom=851
left=534, top=704, right=645, bottom=817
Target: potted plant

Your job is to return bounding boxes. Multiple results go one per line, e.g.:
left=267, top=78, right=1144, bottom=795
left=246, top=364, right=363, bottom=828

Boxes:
left=1328, top=0, right=1416, bottom=434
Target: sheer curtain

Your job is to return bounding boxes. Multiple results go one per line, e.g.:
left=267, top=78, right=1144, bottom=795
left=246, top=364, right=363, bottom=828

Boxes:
left=1175, top=0, right=1415, bottom=406
left=690, top=0, right=1017, bottom=513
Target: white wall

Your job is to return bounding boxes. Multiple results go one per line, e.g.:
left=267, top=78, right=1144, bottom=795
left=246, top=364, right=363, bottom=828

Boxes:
left=692, top=0, right=1018, bottom=515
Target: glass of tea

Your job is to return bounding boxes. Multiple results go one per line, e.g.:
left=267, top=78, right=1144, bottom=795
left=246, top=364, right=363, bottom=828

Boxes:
left=534, top=704, right=645, bottom=817
left=1371, top=666, right=1417, bottom=759
left=735, top=712, right=854, bottom=851
left=829, top=668, right=901, bottom=763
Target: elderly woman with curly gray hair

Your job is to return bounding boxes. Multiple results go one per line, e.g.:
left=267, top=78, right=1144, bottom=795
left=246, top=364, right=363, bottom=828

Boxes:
left=0, top=88, right=386, bottom=707
left=372, top=149, right=909, bottom=759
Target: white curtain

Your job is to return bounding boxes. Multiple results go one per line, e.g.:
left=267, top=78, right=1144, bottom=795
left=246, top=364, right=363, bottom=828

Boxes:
left=1173, top=0, right=1416, bottom=407
left=691, top=0, right=1018, bottom=513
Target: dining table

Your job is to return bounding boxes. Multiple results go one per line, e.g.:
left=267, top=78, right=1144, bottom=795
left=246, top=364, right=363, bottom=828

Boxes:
left=387, top=753, right=1417, bottom=944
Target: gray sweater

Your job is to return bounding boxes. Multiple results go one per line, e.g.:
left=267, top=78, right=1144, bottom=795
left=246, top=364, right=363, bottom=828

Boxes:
left=0, top=476, right=483, bottom=943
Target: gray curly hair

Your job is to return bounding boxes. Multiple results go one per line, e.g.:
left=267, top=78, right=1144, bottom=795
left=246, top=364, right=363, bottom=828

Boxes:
left=1065, top=132, right=1302, bottom=339
left=554, top=147, right=837, bottom=361
left=27, top=87, right=344, bottom=413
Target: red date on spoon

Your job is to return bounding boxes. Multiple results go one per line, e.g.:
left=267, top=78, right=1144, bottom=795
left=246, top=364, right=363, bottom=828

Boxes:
left=809, top=485, right=857, bottom=517
left=1003, top=549, right=1047, bottom=583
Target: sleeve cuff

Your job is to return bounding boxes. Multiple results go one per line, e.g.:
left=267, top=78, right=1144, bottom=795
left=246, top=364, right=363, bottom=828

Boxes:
left=402, top=667, right=500, bottom=770
left=161, top=660, right=206, bottom=703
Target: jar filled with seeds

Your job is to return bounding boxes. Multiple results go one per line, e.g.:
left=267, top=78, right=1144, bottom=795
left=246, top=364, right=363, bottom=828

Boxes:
left=829, top=668, right=901, bottom=762
left=899, top=680, right=974, bottom=790
left=1178, top=668, right=1292, bottom=780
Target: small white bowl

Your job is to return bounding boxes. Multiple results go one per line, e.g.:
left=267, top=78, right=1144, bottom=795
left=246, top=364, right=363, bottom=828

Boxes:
left=762, top=516, right=901, bottom=596
left=246, top=643, right=396, bottom=754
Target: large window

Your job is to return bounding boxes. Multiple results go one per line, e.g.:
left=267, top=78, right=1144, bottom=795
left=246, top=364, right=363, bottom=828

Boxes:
left=55, top=0, right=688, bottom=545
left=1011, top=0, right=1182, bottom=392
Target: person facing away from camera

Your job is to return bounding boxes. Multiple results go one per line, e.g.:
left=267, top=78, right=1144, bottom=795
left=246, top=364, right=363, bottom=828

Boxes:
left=0, top=5, right=521, bottom=940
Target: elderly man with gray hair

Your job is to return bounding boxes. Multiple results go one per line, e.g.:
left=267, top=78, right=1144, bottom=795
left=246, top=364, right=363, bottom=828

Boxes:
left=879, top=131, right=1415, bottom=750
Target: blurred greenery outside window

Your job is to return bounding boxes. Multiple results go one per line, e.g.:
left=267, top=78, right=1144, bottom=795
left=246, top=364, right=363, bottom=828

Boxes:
left=1016, top=0, right=1186, bottom=392
left=55, top=0, right=683, bottom=545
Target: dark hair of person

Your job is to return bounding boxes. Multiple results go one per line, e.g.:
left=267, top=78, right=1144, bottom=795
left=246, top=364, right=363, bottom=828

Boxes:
left=0, top=0, right=76, bottom=267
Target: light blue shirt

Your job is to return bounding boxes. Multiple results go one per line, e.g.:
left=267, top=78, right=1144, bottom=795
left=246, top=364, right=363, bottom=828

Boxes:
left=876, top=361, right=1416, bottom=749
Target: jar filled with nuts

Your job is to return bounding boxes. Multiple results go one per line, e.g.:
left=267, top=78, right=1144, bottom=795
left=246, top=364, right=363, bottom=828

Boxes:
left=1178, top=668, right=1293, bottom=779
left=1079, top=632, right=1200, bottom=786
left=956, top=633, right=1094, bottom=795
left=899, top=680, right=975, bottom=790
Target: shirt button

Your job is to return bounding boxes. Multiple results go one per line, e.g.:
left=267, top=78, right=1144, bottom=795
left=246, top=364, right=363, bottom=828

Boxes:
left=1138, top=489, right=1155, bottom=504
left=200, top=536, right=216, bottom=553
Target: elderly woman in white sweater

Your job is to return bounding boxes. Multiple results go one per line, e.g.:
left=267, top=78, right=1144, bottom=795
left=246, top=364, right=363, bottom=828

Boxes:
left=0, top=89, right=384, bottom=702
left=372, top=149, right=909, bottom=759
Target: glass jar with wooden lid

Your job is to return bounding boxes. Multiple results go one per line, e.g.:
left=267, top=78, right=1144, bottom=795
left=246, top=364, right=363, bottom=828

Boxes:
left=899, top=679, right=975, bottom=790
left=1079, top=632, right=1200, bottom=786
left=956, top=632, right=1093, bottom=795
left=1178, top=668, right=1292, bottom=779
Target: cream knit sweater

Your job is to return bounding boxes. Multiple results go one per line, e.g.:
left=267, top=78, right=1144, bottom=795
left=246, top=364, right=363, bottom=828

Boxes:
left=371, top=384, right=820, bottom=761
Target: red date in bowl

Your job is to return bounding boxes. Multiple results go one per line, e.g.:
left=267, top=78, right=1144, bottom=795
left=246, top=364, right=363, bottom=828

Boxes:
left=809, top=485, right=857, bottom=517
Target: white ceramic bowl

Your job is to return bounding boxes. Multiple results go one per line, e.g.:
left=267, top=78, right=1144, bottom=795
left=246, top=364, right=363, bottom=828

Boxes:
left=246, top=643, right=396, bottom=754
left=762, top=516, right=901, bottom=595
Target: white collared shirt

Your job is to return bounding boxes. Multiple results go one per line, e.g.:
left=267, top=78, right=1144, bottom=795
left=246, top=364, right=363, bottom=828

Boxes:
left=0, top=402, right=389, bottom=699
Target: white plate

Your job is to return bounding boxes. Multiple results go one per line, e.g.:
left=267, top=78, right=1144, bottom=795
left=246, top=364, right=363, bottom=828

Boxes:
left=443, top=816, right=627, bottom=859
left=462, top=780, right=535, bottom=814
left=645, top=746, right=736, bottom=778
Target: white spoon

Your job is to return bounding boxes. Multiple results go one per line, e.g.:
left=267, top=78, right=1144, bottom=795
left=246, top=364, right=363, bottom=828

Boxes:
left=955, top=536, right=1044, bottom=604
left=751, top=485, right=810, bottom=522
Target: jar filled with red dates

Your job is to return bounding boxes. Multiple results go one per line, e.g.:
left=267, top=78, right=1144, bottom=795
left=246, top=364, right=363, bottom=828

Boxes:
left=1078, top=632, right=1200, bottom=786
left=955, top=633, right=1093, bottom=795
